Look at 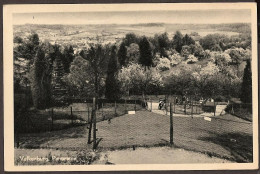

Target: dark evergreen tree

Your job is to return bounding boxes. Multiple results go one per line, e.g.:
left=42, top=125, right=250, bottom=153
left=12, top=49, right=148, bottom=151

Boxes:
left=182, top=34, right=195, bottom=46
left=240, top=59, right=252, bottom=103
left=62, top=45, right=74, bottom=73
left=172, top=31, right=184, bottom=53
left=105, top=46, right=121, bottom=100
left=30, top=46, right=52, bottom=109
left=123, top=33, right=139, bottom=46
left=157, top=32, right=170, bottom=57
left=117, top=42, right=127, bottom=66
left=139, top=37, right=153, bottom=67
left=51, top=45, right=68, bottom=105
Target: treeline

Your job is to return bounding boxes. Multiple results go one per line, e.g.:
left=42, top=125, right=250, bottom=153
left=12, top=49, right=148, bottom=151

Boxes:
left=14, top=30, right=252, bottom=109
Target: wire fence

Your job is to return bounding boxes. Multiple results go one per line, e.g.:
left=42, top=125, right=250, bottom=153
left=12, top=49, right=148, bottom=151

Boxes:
left=14, top=99, right=145, bottom=136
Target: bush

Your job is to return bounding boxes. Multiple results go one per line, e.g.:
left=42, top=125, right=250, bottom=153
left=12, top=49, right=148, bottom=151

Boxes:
left=225, top=103, right=252, bottom=121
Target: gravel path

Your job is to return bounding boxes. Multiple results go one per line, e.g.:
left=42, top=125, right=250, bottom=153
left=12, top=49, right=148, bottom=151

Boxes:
left=97, top=146, right=232, bottom=164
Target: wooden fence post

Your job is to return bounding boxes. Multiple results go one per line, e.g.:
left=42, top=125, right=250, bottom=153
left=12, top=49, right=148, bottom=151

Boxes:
left=115, top=101, right=117, bottom=116
left=173, top=97, right=176, bottom=113
left=87, top=105, right=90, bottom=123
left=51, top=108, right=54, bottom=131
left=214, top=100, right=216, bottom=116
left=124, top=99, right=127, bottom=114
left=88, top=101, right=94, bottom=144
left=191, top=97, right=193, bottom=117
left=170, top=102, right=173, bottom=145
left=195, top=101, right=198, bottom=114
left=150, top=100, right=152, bottom=112
left=134, top=100, right=136, bottom=111
left=71, top=107, right=73, bottom=124
left=184, top=100, right=186, bottom=115
left=102, top=103, right=104, bottom=120
left=93, top=97, right=97, bottom=150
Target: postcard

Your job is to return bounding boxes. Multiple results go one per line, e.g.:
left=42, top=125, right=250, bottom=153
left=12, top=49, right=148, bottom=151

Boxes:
left=3, top=3, right=258, bottom=171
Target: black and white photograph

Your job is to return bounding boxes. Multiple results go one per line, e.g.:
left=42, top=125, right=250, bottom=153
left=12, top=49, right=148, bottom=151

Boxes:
left=3, top=3, right=258, bottom=171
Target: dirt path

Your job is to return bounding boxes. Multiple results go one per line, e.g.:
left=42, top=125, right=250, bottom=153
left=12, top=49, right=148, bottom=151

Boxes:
left=97, top=147, right=232, bottom=164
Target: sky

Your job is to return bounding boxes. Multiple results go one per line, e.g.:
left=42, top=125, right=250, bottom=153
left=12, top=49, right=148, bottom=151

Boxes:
left=13, top=10, right=251, bottom=25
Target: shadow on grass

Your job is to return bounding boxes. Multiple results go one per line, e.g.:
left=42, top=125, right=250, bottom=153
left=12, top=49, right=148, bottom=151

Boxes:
left=18, top=125, right=89, bottom=149
left=199, top=132, right=253, bottom=163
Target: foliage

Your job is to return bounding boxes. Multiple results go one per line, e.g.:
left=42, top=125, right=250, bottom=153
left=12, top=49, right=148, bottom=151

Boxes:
left=117, top=42, right=127, bottom=66
left=63, top=56, right=94, bottom=98
left=199, top=34, right=229, bottom=51
left=172, top=31, right=183, bottom=53
left=105, top=46, right=121, bottom=100
left=14, top=36, right=23, bottom=44
left=240, top=60, right=252, bottom=103
left=29, top=46, right=52, bottom=109
left=118, top=63, right=163, bottom=97
left=157, top=57, right=171, bottom=71
left=189, top=42, right=204, bottom=59
left=80, top=44, right=109, bottom=97
left=168, top=53, right=183, bottom=66
left=181, top=45, right=192, bottom=59
left=138, top=37, right=153, bottom=67
left=62, top=45, right=74, bottom=73
left=164, top=63, right=197, bottom=96
left=154, top=32, right=170, bottom=57
left=211, top=44, right=222, bottom=52
left=123, top=33, right=139, bottom=46
left=182, top=34, right=195, bottom=46
left=126, top=43, right=140, bottom=64
left=186, top=55, right=198, bottom=64
left=225, top=47, right=248, bottom=66
left=210, top=52, right=232, bottom=72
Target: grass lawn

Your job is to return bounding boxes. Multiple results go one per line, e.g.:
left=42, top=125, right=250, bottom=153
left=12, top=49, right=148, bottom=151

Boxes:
left=17, top=110, right=252, bottom=163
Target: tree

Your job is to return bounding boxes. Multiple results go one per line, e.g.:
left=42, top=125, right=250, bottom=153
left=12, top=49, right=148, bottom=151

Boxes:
left=51, top=45, right=68, bottom=105
left=182, top=34, right=195, bottom=46
left=80, top=44, right=109, bottom=98
left=211, top=52, right=231, bottom=73
left=139, top=37, right=153, bottom=67
left=105, top=46, right=121, bottom=100
left=118, top=63, right=163, bottom=99
left=29, top=46, right=52, bottom=109
left=62, top=45, right=74, bottom=73
left=192, top=62, right=221, bottom=98
left=172, top=31, right=183, bottom=53
left=17, top=33, right=40, bottom=64
left=123, top=33, right=139, bottom=46
left=157, top=57, right=171, bottom=71
left=240, top=59, right=252, bottom=103
left=211, top=44, right=222, bottom=52
left=200, top=34, right=229, bottom=51
left=190, top=42, right=204, bottom=59
left=63, top=56, right=95, bottom=98
left=186, top=55, right=198, bottom=64
left=156, top=32, right=170, bottom=57
left=14, top=36, right=23, bottom=44
left=126, top=43, right=140, bottom=64
left=181, top=45, right=192, bottom=59
left=168, top=53, right=183, bottom=67
left=164, top=64, right=197, bottom=96
left=117, top=42, right=127, bottom=66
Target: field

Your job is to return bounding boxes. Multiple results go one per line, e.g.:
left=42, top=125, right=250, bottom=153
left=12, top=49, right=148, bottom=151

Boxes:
left=13, top=23, right=247, bottom=49
left=16, top=110, right=252, bottom=163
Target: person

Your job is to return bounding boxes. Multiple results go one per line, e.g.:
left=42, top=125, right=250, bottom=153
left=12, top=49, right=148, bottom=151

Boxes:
left=158, top=99, right=165, bottom=110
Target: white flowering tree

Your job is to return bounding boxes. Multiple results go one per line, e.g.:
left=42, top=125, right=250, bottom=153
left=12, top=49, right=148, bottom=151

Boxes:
left=169, top=53, right=183, bottom=66
left=118, top=63, right=163, bottom=99
left=186, top=54, right=198, bottom=64
left=157, top=57, right=171, bottom=71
